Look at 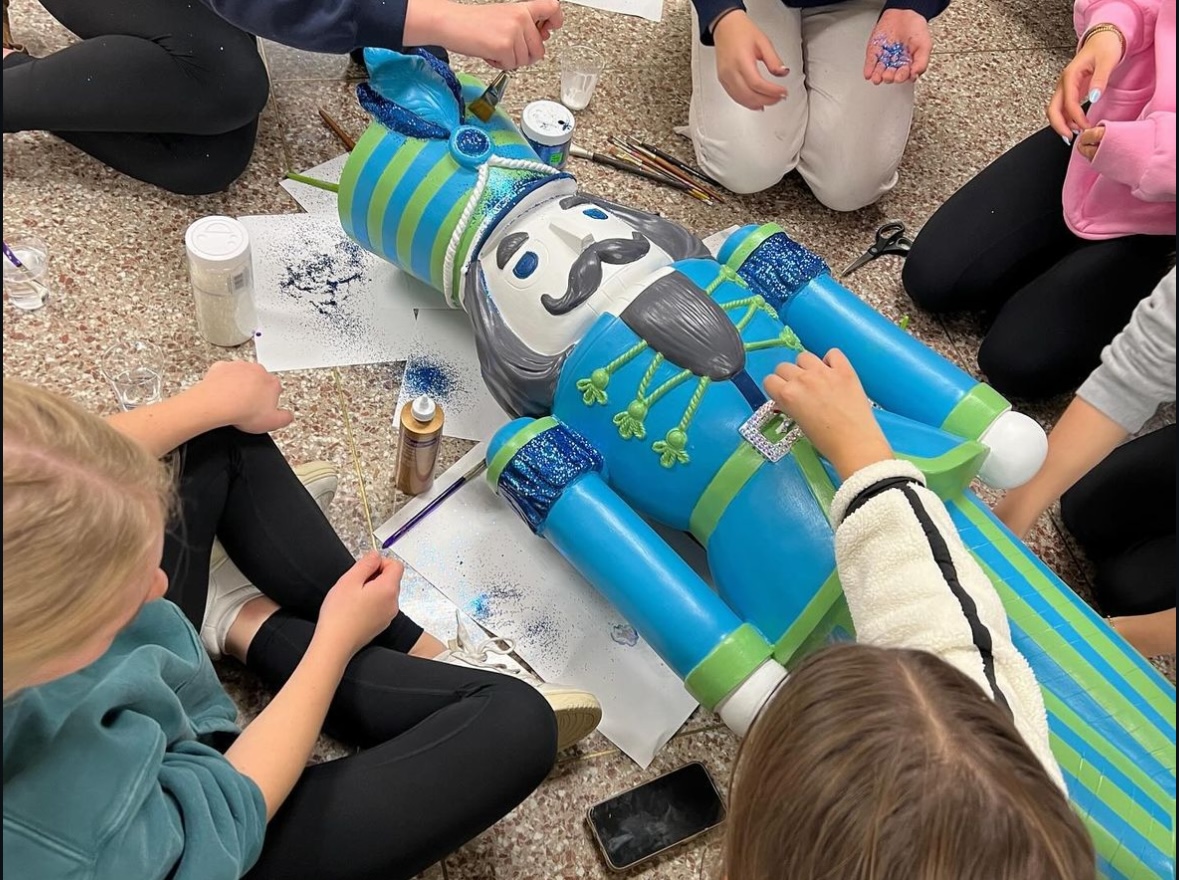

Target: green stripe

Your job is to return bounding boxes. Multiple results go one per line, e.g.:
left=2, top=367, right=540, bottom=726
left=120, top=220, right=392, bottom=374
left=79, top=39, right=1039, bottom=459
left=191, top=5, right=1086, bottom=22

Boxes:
left=487, top=416, right=559, bottom=487
left=1082, top=816, right=1149, bottom=880
left=963, top=533, right=1176, bottom=768
left=689, top=442, right=765, bottom=545
left=791, top=438, right=837, bottom=524
left=683, top=623, right=774, bottom=709
left=490, top=129, right=529, bottom=148
left=958, top=499, right=1177, bottom=733
left=451, top=201, right=487, bottom=303
left=725, top=223, right=783, bottom=271
left=1043, top=692, right=1172, bottom=814
left=364, top=138, right=429, bottom=262
left=940, top=383, right=1009, bottom=441
left=895, top=441, right=988, bottom=499
left=1052, top=732, right=1173, bottom=857
left=395, top=160, right=455, bottom=270
left=428, top=196, right=470, bottom=292
left=772, top=571, right=846, bottom=667
left=337, top=123, right=386, bottom=226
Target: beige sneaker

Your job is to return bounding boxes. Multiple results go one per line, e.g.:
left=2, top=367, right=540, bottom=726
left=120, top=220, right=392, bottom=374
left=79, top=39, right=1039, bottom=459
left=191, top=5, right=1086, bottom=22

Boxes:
left=201, top=462, right=339, bottom=659
left=435, top=612, right=603, bottom=752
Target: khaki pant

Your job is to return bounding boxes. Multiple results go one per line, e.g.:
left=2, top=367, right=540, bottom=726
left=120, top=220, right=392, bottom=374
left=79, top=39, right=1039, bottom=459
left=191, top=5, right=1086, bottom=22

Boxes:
left=688, top=0, right=915, bottom=210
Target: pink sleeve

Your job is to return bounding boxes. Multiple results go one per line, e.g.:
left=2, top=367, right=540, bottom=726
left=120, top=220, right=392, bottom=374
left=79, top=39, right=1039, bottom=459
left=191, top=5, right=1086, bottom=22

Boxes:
left=1092, top=111, right=1177, bottom=201
left=1073, top=0, right=1160, bottom=54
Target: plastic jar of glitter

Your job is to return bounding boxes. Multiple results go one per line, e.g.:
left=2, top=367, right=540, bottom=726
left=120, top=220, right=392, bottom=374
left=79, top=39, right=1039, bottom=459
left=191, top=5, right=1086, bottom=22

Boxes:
left=520, top=101, right=575, bottom=170
left=184, top=216, right=256, bottom=347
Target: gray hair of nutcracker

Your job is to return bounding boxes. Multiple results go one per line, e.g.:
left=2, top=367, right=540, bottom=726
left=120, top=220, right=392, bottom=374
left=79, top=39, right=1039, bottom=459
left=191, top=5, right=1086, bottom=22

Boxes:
left=463, top=192, right=713, bottom=418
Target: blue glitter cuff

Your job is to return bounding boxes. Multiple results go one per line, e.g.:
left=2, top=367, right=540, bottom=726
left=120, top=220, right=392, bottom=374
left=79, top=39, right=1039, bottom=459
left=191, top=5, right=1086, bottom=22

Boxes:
left=497, top=423, right=605, bottom=533
left=357, top=82, right=449, bottom=141
left=733, top=231, right=829, bottom=312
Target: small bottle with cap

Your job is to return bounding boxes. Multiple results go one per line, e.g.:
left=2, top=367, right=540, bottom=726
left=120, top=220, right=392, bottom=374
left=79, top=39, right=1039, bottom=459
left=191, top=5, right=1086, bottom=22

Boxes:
left=396, top=394, right=445, bottom=495
left=185, top=215, right=257, bottom=347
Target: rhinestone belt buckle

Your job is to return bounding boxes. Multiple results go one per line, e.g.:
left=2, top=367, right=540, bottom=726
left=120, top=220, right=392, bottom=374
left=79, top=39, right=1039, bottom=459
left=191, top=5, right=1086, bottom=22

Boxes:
left=739, top=401, right=801, bottom=463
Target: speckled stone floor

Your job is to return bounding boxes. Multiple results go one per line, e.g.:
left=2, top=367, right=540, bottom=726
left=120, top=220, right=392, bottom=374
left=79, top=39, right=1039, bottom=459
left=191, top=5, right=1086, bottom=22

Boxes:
left=3, top=0, right=1174, bottom=876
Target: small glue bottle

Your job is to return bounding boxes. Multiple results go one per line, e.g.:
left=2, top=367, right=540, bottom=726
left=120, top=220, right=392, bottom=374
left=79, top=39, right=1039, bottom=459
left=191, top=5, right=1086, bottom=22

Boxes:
left=396, top=394, right=444, bottom=495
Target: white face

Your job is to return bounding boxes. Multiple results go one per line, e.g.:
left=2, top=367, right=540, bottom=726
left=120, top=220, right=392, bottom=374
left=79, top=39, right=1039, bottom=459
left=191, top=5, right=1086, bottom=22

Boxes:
left=475, top=196, right=673, bottom=356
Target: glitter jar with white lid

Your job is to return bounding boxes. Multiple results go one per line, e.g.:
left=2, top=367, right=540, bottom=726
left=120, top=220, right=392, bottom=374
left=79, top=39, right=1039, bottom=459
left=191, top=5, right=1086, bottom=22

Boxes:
left=185, top=216, right=256, bottom=347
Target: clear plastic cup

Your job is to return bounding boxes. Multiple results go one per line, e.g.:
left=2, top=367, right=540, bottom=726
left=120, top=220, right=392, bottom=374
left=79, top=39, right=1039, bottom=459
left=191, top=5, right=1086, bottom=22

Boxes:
left=101, top=340, right=165, bottom=411
left=560, top=45, right=605, bottom=112
left=3, top=235, right=52, bottom=311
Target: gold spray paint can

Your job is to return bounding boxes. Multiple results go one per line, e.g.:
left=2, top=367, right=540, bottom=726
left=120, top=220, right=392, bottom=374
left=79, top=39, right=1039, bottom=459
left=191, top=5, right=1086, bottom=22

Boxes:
left=396, top=395, right=444, bottom=495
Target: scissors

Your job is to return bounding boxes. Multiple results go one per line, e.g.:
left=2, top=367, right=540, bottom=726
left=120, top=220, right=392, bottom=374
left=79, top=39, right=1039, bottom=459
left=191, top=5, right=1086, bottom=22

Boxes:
left=841, top=221, right=913, bottom=277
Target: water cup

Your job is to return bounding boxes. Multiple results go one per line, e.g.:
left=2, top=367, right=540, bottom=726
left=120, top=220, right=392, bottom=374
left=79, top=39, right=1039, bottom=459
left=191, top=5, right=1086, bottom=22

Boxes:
left=101, top=340, right=165, bottom=411
left=560, top=45, right=605, bottom=112
left=3, top=235, right=52, bottom=311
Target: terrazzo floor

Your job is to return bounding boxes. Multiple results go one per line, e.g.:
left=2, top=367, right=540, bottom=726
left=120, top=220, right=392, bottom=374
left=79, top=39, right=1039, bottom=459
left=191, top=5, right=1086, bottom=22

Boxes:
left=3, top=0, right=1173, bottom=876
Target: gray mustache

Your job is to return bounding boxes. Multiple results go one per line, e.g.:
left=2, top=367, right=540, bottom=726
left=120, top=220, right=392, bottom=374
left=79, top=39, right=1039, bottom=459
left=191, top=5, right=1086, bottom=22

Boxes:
left=541, top=233, right=651, bottom=316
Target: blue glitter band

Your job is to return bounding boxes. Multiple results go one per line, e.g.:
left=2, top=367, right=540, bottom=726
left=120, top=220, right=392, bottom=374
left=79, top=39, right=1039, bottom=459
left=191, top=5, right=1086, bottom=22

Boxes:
left=497, top=422, right=605, bottom=532
left=357, top=82, right=449, bottom=140
left=734, top=231, right=830, bottom=311
left=413, top=48, right=466, bottom=122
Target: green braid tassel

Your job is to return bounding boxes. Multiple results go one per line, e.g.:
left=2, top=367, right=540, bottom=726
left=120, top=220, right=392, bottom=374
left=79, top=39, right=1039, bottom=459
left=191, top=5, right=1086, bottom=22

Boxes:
left=613, top=400, right=648, bottom=440
left=653, top=428, right=690, bottom=468
left=780, top=325, right=803, bottom=351
left=576, top=368, right=611, bottom=405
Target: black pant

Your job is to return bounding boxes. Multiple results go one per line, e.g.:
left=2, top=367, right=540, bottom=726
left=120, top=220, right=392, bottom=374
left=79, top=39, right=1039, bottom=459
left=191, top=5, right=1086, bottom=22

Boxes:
left=1061, top=425, right=1177, bottom=617
left=902, top=126, right=1175, bottom=400
left=2, top=0, right=269, bottom=194
left=163, top=428, right=558, bottom=880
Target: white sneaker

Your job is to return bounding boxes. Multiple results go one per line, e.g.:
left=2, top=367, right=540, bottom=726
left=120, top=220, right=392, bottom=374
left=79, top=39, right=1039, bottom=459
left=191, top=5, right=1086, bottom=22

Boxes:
left=435, top=612, right=603, bottom=752
left=201, top=462, right=339, bottom=660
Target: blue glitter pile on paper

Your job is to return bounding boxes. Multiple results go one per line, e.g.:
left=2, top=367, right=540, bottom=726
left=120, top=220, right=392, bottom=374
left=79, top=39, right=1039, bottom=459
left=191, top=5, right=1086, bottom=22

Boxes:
left=403, top=357, right=456, bottom=402
left=278, top=238, right=366, bottom=316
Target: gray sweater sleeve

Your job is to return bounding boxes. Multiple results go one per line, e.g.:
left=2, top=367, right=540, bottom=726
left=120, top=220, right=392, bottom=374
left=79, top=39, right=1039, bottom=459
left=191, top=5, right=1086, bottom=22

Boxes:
left=1077, top=267, right=1176, bottom=434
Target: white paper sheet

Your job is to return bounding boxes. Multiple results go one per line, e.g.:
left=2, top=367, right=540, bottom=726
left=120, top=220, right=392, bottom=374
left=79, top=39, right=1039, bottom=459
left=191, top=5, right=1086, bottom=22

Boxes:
left=280, top=154, right=350, bottom=215
left=564, top=0, right=662, bottom=21
left=376, top=444, right=699, bottom=767
left=394, top=308, right=510, bottom=442
left=239, top=213, right=443, bottom=371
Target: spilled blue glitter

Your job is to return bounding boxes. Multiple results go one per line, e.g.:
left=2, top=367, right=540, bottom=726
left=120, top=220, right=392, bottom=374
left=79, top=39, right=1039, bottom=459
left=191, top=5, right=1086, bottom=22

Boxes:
left=404, top=358, right=456, bottom=400
left=279, top=239, right=366, bottom=315
left=497, top=422, right=605, bottom=532
left=731, top=231, right=830, bottom=311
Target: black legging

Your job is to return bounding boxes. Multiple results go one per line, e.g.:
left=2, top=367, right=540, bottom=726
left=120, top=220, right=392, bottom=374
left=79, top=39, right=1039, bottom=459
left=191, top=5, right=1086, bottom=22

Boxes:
left=1061, top=425, right=1176, bottom=617
left=2, top=0, right=269, bottom=194
left=163, top=428, right=558, bottom=880
left=902, top=126, right=1175, bottom=400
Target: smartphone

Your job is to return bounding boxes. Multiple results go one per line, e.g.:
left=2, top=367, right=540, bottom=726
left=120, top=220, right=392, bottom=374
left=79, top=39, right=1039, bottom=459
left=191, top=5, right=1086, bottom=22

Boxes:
left=586, top=761, right=725, bottom=871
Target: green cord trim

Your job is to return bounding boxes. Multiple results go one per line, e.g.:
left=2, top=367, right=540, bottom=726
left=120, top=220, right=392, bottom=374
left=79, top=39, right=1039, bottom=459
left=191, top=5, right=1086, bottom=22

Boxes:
left=940, top=383, right=1009, bottom=441
left=653, top=377, right=710, bottom=467
left=689, top=441, right=766, bottom=545
left=724, top=223, right=784, bottom=272
left=683, top=623, right=774, bottom=709
left=486, top=416, right=560, bottom=487
left=575, top=341, right=650, bottom=405
left=790, top=438, right=837, bottom=526
left=284, top=171, right=340, bottom=193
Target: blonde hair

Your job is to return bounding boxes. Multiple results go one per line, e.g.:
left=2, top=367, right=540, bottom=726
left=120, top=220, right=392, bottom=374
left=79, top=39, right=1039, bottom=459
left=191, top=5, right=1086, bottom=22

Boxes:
left=3, top=379, right=173, bottom=696
left=724, top=642, right=1096, bottom=880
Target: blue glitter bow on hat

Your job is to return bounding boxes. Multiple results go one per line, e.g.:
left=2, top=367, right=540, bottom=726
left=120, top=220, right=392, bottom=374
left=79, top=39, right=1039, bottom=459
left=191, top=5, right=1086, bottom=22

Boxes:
left=357, top=48, right=465, bottom=140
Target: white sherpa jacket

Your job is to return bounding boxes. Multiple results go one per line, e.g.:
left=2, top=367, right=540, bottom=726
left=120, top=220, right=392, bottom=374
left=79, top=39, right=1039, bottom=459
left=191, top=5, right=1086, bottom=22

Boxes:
left=830, top=459, right=1066, bottom=793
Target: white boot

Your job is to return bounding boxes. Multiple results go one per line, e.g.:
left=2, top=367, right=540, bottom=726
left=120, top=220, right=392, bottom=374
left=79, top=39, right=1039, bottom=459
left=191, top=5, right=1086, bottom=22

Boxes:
left=200, top=462, right=339, bottom=660
left=715, top=660, right=788, bottom=738
left=435, top=612, right=603, bottom=752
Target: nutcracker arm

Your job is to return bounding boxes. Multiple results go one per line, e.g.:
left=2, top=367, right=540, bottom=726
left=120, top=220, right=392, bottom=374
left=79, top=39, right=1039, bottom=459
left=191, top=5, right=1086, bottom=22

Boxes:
left=719, top=224, right=1046, bottom=488
left=486, top=416, right=786, bottom=734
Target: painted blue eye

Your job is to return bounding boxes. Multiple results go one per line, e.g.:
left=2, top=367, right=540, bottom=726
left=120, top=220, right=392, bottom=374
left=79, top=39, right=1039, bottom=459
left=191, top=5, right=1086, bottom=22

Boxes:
left=583, top=208, right=609, bottom=220
left=513, top=251, right=539, bottom=279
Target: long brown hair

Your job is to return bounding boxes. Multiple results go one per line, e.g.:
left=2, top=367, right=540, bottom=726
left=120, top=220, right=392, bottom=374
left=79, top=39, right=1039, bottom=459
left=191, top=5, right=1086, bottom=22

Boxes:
left=723, top=643, right=1095, bottom=880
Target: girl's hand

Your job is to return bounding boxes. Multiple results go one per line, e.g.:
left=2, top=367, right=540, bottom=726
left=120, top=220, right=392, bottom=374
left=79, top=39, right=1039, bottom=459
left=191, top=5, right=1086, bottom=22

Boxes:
left=314, top=552, right=404, bottom=658
left=1047, top=28, right=1122, bottom=140
left=763, top=349, right=893, bottom=480
left=194, top=361, right=294, bottom=434
left=712, top=11, right=789, bottom=111
left=1076, top=125, right=1105, bottom=161
left=863, top=9, right=931, bottom=85
left=434, top=0, right=562, bottom=69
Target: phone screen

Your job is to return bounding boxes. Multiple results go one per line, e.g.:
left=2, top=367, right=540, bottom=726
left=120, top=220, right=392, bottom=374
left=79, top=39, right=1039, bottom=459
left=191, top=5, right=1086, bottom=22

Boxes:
left=587, top=762, right=725, bottom=870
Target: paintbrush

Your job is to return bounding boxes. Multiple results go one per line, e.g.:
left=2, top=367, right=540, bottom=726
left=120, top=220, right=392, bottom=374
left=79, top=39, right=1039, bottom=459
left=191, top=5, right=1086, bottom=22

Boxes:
left=623, top=139, right=726, bottom=202
left=570, top=145, right=702, bottom=196
left=468, top=71, right=510, bottom=122
left=608, top=139, right=716, bottom=204
left=381, top=459, right=489, bottom=548
left=318, top=107, right=357, bottom=151
left=636, top=140, right=723, bottom=190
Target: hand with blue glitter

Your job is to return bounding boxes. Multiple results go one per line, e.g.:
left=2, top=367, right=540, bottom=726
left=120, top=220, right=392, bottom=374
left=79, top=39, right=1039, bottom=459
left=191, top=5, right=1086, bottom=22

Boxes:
left=863, top=9, right=931, bottom=85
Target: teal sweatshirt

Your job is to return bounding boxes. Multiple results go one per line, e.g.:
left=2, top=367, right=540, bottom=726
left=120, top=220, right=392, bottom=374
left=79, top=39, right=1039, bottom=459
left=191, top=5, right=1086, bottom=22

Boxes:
left=3, top=600, right=267, bottom=880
